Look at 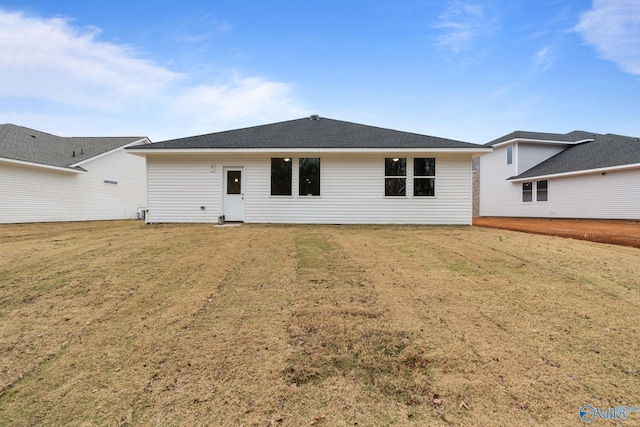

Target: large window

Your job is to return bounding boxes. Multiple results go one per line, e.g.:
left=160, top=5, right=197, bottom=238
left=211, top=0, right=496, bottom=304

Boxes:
left=522, top=182, right=533, bottom=202
left=385, top=157, right=406, bottom=196
left=522, top=180, right=548, bottom=202
left=536, top=180, right=548, bottom=201
left=271, top=158, right=292, bottom=196
left=414, top=158, right=436, bottom=197
left=299, top=158, right=321, bottom=196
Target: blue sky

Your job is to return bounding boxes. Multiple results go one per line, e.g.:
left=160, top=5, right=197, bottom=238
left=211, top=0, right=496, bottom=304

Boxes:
left=0, top=0, right=638, bottom=143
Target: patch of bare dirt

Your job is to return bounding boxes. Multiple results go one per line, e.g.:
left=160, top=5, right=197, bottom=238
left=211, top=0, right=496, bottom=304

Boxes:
left=474, top=217, right=640, bottom=248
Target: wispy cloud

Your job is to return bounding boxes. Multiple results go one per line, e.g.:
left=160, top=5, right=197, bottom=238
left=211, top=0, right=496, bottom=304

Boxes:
left=575, top=0, right=640, bottom=75
left=533, top=46, right=554, bottom=72
left=432, top=1, right=490, bottom=53
left=0, top=11, right=178, bottom=110
left=177, top=13, right=231, bottom=43
left=0, top=9, right=304, bottom=140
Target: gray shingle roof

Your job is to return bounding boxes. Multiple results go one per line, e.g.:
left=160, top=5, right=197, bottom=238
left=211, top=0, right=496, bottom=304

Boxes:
left=486, top=130, right=597, bottom=146
left=512, top=133, right=640, bottom=179
left=0, top=124, right=145, bottom=169
left=131, top=116, right=481, bottom=150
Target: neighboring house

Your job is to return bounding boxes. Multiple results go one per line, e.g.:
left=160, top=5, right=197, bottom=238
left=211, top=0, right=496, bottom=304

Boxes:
left=127, top=116, right=491, bottom=224
left=0, top=124, right=150, bottom=223
left=479, top=130, right=640, bottom=219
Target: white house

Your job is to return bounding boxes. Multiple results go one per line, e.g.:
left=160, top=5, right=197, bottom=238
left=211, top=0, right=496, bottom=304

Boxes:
left=479, top=130, right=640, bottom=219
left=127, top=116, right=491, bottom=225
left=0, top=124, right=150, bottom=223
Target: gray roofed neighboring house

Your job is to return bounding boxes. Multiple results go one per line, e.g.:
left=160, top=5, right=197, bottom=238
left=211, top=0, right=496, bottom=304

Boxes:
left=129, top=116, right=483, bottom=151
left=478, top=128, right=640, bottom=220
left=510, top=133, right=640, bottom=180
left=1, top=124, right=149, bottom=223
left=0, top=123, right=145, bottom=171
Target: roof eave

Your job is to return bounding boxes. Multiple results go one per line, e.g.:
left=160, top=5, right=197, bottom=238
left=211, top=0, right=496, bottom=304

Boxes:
left=491, top=138, right=593, bottom=148
left=508, top=162, right=640, bottom=182
left=126, top=147, right=492, bottom=155
left=70, top=137, right=150, bottom=167
left=0, top=156, right=87, bottom=173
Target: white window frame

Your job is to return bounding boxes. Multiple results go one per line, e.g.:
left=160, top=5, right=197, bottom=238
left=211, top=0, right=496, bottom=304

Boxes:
left=413, top=157, right=436, bottom=197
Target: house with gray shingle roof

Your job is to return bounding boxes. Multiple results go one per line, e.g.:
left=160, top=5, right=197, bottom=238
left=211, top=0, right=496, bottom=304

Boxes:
left=0, top=124, right=150, bottom=223
left=127, top=116, right=491, bottom=224
left=478, top=130, right=640, bottom=219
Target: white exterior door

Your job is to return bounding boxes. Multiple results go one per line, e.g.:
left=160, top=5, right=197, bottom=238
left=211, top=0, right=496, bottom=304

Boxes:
left=223, top=167, right=245, bottom=221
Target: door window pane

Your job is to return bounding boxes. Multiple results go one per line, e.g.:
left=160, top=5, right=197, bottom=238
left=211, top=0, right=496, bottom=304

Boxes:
left=227, top=171, right=241, bottom=194
left=299, top=158, right=321, bottom=196
left=271, top=158, right=292, bottom=196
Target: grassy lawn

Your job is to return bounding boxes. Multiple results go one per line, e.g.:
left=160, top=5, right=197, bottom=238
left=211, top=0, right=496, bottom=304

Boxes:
left=0, top=221, right=639, bottom=426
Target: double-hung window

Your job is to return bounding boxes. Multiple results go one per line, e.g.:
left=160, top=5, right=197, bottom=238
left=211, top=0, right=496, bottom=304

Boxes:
left=385, top=158, right=406, bottom=196
left=536, top=180, right=548, bottom=201
left=299, top=158, right=320, bottom=196
left=271, top=158, right=292, bottom=196
left=413, top=158, right=436, bottom=197
left=522, top=182, right=533, bottom=202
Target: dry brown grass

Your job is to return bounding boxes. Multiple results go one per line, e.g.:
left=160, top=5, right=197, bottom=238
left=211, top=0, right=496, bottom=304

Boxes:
left=0, top=221, right=639, bottom=426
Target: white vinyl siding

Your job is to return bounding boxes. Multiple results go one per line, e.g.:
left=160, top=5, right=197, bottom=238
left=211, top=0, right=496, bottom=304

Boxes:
left=146, top=155, right=222, bottom=223
left=0, top=147, right=147, bottom=223
left=517, top=144, right=566, bottom=175
left=145, top=153, right=474, bottom=224
left=479, top=144, right=520, bottom=216
left=513, top=170, right=640, bottom=219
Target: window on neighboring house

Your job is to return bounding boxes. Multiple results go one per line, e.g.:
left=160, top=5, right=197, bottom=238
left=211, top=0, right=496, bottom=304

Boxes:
left=536, top=180, right=548, bottom=201
left=522, top=182, right=533, bottom=202
left=299, top=158, right=321, bottom=196
left=385, top=157, right=406, bottom=196
left=271, top=158, right=292, bottom=196
left=472, top=158, right=478, bottom=172
left=506, top=145, right=513, bottom=165
left=413, top=158, right=436, bottom=197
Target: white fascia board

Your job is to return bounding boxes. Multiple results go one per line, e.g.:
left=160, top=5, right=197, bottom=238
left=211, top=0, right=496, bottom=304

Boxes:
left=0, top=156, right=86, bottom=173
left=70, top=137, right=150, bottom=167
left=509, top=162, right=640, bottom=182
left=126, top=147, right=493, bottom=155
left=491, top=138, right=593, bottom=148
